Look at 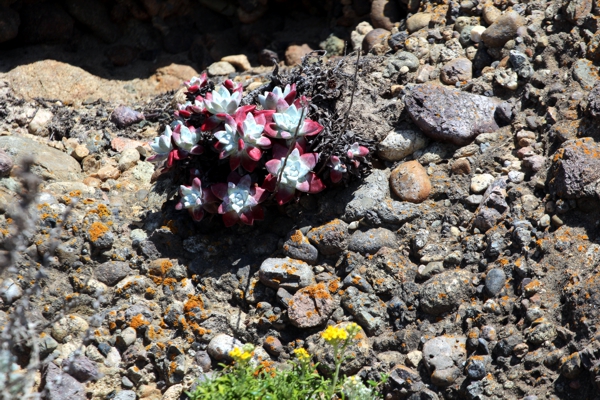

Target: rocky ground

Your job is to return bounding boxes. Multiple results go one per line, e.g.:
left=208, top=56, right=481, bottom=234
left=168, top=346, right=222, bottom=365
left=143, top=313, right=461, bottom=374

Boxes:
left=2, top=0, right=600, bottom=399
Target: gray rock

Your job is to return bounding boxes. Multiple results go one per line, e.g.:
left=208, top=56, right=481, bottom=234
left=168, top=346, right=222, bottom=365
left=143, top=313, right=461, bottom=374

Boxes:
left=375, top=199, right=422, bottom=225
left=422, top=335, right=467, bottom=387
left=348, top=228, right=398, bottom=254
left=385, top=51, right=420, bottom=77
left=207, top=334, right=243, bottom=362
left=377, top=129, right=429, bottom=161
left=440, top=58, right=472, bottom=85
left=0, top=149, right=13, bottom=177
left=95, top=261, right=132, bottom=286
left=419, top=270, right=474, bottom=315
left=0, top=278, right=22, bottom=305
left=116, top=327, right=137, bottom=349
left=194, top=350, right=212, bottom=372
left=56, top=237, right=83, bottom=267
left=282, top=230, right=319, bottom=264
left=550, top=138, right=600, bottom=199
left=588, top=82, right=600, bottom=119
left=341, top=286, right=387, bottom=335
left=42, top=362, right=86, bottom=400
left=87, top=225, right=114, bottom=249
left=40, top=335, right=59, bottom=358
left=343, top=271, right=374, bottom=293
left=465, top=356, right=487, bottom=380
left=288, top=283, right=336, bottom=328
left=307, top=219, right=349, bottom=255
left=258, top=257, right=315, bottom=291
left=573, top=59, right=599, bottom=91
left=526, top=321, right=556, bottom=345
left=0, top=136, right=81, bottom=181
left=564, top=0, right=592, bottom=25
left=62, top=354, right=99, bottom=382
left=343, top=169, right=390, bottom=221
left=113, top=391, right=136, bottom=400
left=484, top=268, right=506, bottom=297
left=481, top=11, right=526, bottom=48
left=405, top=84, right=499, bottom=146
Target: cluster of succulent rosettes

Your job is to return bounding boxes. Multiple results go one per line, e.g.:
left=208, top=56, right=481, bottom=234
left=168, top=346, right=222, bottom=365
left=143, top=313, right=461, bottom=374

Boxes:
left=148, top=74, right=370, bottom=227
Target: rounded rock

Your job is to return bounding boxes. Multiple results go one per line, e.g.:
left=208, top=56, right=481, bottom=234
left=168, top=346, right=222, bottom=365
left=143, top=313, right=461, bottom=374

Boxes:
left=378, top=129, right=429, bottom=161
left=440, top=58, right=473, bottom=85
left=207, top=334, right=243, bottom=362
left=284, top=44, right=312, bottom=66
left=348, top=227, right=398, bottom=254
left=485, top=268, right=506, bottom=297
left=481, top=11, right=526, bottom=48
left=110, top=106, right=144, bottom=129
left=207, top=61, right=236, bottom=76
left=287, top=283, right=335, bottom=328
left=362, top=28, right=390, bottom=54
left=263, top=336, right=284, bottom=356
left=470, top=173, right=494, bottom=194
left=307, top=219, right=349, bottom=255
left=390, top=160, right=431, bottom=203
left=370, top=0, right=401, bottom=30
left=406, top=13, right=432, bottom=33
left=451, top=158, right=471, bottom=175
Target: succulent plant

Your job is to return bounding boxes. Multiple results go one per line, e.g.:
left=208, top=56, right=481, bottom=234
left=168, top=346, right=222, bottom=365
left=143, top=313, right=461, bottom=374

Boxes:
left=147, top=125, right=174, bottom=163
left=347, top=143, right=369, bottom=159
left=264, top=146, right=325, bottom=205
left=214, top=112, right=271, bottom=172
left=328, top=155, right=347, bottom=183
left=263, top=103, right=323, bottom=141
left=258, top=83, right=297, bottom=112
left=175, top=178, right=216, bottom=221
left=184, top=73, right=208, bottom=93
left=172, top=124, right=204, bottom=155
left=211, top=174, right=267, bottom=227
left=204, top=84, right=243, bottom=116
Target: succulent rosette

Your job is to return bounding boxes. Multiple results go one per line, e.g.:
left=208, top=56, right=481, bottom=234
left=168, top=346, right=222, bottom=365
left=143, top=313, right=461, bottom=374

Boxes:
left=264, top=146, right=325, bottom=205
left=175, top=178, right=217, bottom=222
left=347, top=143, right=369, bottom=159
left=172, top=124, right=204, bottom=155
left=184, top=73, right=208, bottom=93
left=214, top=112, right=271, bottom=172
left=211, top=174, right=267, bottom=227
left=328, top=155, right=347, bottom=183
left=263, top=103, right=323, bottom=141
left=204, top=84, right=242, bottom=115
left=147, top=125, right=174, bottom=163
left=258, top=83, right=297, bottom=112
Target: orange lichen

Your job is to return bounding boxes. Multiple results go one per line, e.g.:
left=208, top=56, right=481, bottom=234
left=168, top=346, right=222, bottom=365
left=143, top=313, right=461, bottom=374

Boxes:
left=130, top=314, right=150, bottom=329
left=184, top=294, right=205, bottom=313
left=89, top=222, right=109, bottom=242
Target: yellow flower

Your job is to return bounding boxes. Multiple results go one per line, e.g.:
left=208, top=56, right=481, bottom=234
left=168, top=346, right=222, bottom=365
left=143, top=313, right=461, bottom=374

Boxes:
left=345, top=322, right=361, bottom=338
left=229, top=346, right=253, bottom=362
left=294, top=348, right=310, bottom=360
left=321, top=325, right=348, bottom=344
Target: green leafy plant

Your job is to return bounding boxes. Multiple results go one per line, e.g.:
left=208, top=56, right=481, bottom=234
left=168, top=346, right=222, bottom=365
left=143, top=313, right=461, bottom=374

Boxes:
left=186, top=324, right=386, bottom=400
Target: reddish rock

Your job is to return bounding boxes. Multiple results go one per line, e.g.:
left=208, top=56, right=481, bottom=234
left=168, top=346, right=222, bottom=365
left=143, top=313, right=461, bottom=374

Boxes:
left=370, top=0, right=401, bottom=30
left=287, top=283, right=335, bottom=328
left=440, top=58, right=473, bottom=85
left=390, top=160, right=431, bottom=203
left=285, top=44, right=312, bottom=66
left=451, top=158, right=471, bottom=175
left=362, top=28, right=390, bottom=54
